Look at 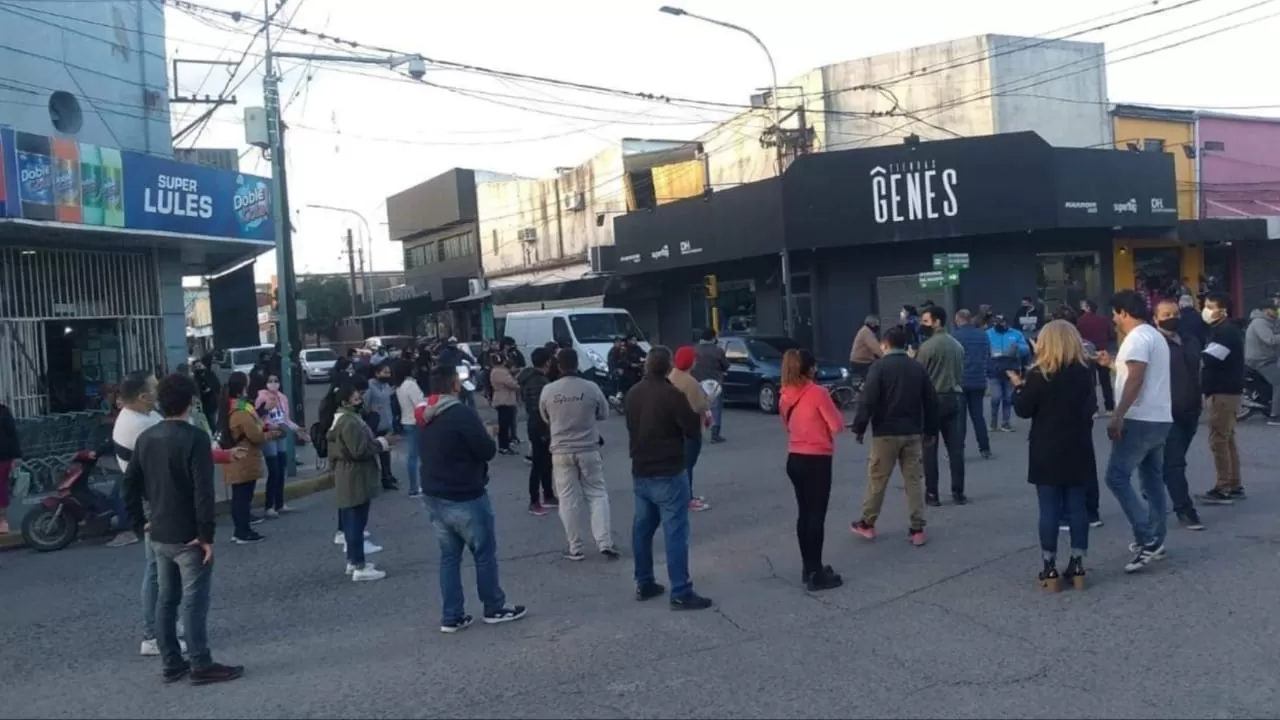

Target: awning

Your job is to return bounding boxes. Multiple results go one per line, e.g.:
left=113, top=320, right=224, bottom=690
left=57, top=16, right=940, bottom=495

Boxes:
left=345, top=307, right=401, bottom=321
left=495, top=295, right=605, bottom=318
left=449, top=289, right=493, bottom=305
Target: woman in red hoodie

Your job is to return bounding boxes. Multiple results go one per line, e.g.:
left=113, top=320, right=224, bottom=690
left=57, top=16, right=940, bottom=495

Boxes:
left=778, top=349, right=845, bottom=592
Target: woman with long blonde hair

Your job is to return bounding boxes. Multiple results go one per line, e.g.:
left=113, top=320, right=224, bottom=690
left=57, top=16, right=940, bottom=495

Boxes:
left=1010, top=320, right=1097, bottom=592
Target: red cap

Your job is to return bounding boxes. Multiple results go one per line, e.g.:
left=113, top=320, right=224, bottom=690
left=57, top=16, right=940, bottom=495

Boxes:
left=674, top=345, right=696, bottom=371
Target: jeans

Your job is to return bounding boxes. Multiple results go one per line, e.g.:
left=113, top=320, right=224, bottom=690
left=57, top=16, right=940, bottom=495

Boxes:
left=527, top=423, right=555, bottom=505
left=988, top=376, right=1014, bottom=426
left=787, top=453, right=833, bottom=574
left=1095, top=363, right=1115, bottom=412
left=632, top=472, right=693, bottom=599
left=1162, top=410, right=1199, bottom=516
left=709, top=393, right=724, bottom=440
left=685, top=436, right=703, bottom=494
left=1104, top=419, right=1172, bottom=548
left=230, top=480, right=257, bottom=538
left=422, top=493, right=507, bottom=625
left=262, top=440, right=287, bottom=512
left=961, top=387, right=990, bottom=454
left=1036, top=485, right=1088, bottom=559
left=496, top=406, right=517, bottom=450
left=924, top=393, right=965, bottom=496
left=340, top=502, right=371, bottom=566
left=110, top=476, right=131, bottom=530
left=403, top=426, right=421, bottom=495
left=152, top=541, right=214, bottom=673
left=552, top=451, right=613, bottom=554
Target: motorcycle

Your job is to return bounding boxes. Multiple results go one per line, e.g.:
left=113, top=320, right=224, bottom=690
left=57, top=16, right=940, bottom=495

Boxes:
left=21, top=444, right=116, bottom=552
left=584, top=367, right=626, bottom=415
left=1237, top=368, right=1273, bottom=421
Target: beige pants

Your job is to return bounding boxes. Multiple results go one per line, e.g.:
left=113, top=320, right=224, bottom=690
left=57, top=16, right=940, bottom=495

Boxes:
left=551, top=450, right=613, bottom=554
left=1205, top=394, right=1241, bottom=490
left=861, top=435, right=926, bottom=531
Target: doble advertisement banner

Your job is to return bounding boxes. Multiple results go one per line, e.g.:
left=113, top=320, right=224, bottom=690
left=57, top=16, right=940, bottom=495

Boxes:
left=0, top=128, right=274, bottom=243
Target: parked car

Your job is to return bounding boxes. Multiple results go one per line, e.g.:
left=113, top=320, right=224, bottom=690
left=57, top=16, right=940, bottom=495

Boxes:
left=299, top=348, right=338, bottom=384
left=717, top=335, right=851, bottom=413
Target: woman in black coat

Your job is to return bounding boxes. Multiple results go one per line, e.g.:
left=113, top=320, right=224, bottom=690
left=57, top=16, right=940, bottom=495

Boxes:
left=1011, top=319, right=1097, bottom=591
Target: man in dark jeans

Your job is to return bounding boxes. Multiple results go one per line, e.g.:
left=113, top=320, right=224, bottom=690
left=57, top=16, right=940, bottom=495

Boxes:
left=625, top=346, right=711, bottom=611
left=951, top=309, right=992, bottom=460
left=517, top=347, right=558, bottom=515
left=916, top=306, right=968, bottom=505
left=1077, top=299, right=1115, bottom=415
left=123, top=373, right=242, bottom=685
left=1154, top=299, right=1205, bottom=530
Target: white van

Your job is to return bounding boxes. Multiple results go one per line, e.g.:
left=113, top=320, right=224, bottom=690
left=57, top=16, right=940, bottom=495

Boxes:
left=216, top=344, right=274, bottom=382
left=503, top=308, right=649, bottom=374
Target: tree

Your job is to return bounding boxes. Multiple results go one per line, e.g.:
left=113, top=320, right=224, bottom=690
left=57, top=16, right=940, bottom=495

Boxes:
left=296, top=276, right=353, bottom=342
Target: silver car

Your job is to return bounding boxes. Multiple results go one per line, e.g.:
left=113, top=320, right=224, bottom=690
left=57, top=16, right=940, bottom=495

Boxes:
left=300, top=348, right=338, bottom=384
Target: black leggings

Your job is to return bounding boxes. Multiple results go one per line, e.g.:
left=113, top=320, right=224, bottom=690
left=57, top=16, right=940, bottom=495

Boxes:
left=497, top=406, right=517, bottom=450
left=786, top=453, right=833, bottom=574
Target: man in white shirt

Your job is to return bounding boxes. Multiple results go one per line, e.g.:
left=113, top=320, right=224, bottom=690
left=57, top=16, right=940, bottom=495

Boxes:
left=1097, top=290, right=1173, bottom=574
left=108, top=371, right=162, bottom=548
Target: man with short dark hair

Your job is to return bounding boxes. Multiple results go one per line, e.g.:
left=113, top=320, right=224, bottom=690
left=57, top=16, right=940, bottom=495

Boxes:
left=951, top=309, right=992, bottom=459
left=916, top=306, right=967, bottom=506
left=418, top=365, right=527, bottom=633
left=1077, top=299, right=1115, bottom=415
left=1098, top=290, right=1172, bottom=573
left=850, top=326, right=938, bottom=546
left=691, top=328, right=729, bottom=443
left=108, top=371, right=161, bottom=549
left=625, top=346, right=711, bottom=610
left=1200, top=292, right=1245, bottom=503
left=517, top=347, right=558, bottom=514
left=1154, top=299, right=1205, bottom=530
left=124, top=373, right=243, bottom=685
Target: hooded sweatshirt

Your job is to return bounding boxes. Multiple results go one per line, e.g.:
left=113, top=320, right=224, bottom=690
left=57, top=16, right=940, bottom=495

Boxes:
left=779, top=381, right=844, bottom=456
left=517, top=367, right=550, bottom=432
left=416, top=393, right=496, bottom=501
left=539, top=373, right=609, bottom=455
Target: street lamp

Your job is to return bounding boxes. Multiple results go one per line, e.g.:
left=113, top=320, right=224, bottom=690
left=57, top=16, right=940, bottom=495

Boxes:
left=657, top=6, right=795, bottom=338
left=306, top=203, right=379, bottom=333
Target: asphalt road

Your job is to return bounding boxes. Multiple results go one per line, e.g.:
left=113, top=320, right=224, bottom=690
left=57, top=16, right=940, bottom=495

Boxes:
left=3, top=405, right=1279, bottom=719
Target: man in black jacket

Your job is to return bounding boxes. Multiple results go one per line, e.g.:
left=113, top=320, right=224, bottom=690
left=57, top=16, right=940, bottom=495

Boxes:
left=517, top=347, right=558, bottom=513
left=850, top=326, right=939, bottom=546
left=624, top=346, right=711, bottom=611
left=1200, top=291, right=1246, bottom=504
left=1154, top=300, right=1205, bottom=530
left=122, top=373, right=243, bottom=686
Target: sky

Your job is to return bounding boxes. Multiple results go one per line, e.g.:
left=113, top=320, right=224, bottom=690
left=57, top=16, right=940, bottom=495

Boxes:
left=159, top=0, right=1280, bottom=284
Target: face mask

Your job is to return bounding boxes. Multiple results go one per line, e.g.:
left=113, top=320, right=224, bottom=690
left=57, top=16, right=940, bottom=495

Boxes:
left=920, top=325, right=935, bottom=339
left=994, top=324, right=1008, bottom=333
left=868, top=323, right=879, bottom=332
left=900, top=311, right=908, bottom=321
left=1157, top=317, right=1181, bottom=334
left=267, top=382, right=280, bottom=392
left=1201, top=308, right=1217, bottom=324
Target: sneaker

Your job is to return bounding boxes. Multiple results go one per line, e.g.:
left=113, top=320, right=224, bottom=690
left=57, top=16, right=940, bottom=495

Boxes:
left=233, top=531, right=265, bottom=545
left=925, top=493, right=942, bottom=508
left=264, top=508, right=280, bottom=519
left=709, top=436, right=726, bottom=444
left=1177, top=511, right=1206, bottom=531
left=542, top=496, right=559, bottom=509
left=333, top=530, right=371, bottom=544
left=989, top=423, right=999, bottom=433
left=344, top=561, right=377, bottom=575
left=351, top=565, right=387, bottom=582
left=189, top=662, right=245, bottom=686
left=1127, top=541, right=1167, bottom=560
left=523, top=455, right=533, bottom=465
left=1123, top=543, right=1165, bottom=573
left=952, top=493, right=968, bottom=506
left=106, top=531, right=139, bottom=548
left=1200, top=489, right=1235, bottom=505
left=999, top=424, right=1016, bottom=433
left=343, top=540, right=382, bottom=556
left=483, top=605, right=528, bottom=624
left=909, top=528, right=928, bottom=546
left=381, top=481, right=400, bottom=491
left=979, top=449, right=992, bottom=460
left=440, top=615, right=474, bottom=634
left=1228, top=487, right=1247, bottom=500
left=277, top=504, right=296, bottom=513
left=563, top=549, right=586, bottom=562
left=248, top=515, right=266, bottom=526
left=600, top=547, right=621, bottom=561
left=498, top=448, right=518, bottom=456
left=527, top=503, right=549, bottom=517
left=850, top=520, right=876, bottom=541
left=1059, top=524, right=1070, bottom=532
left=689, top=498, right=711, bottom=512
left=636, top=582, right=666, bottom=601
left=806, top=565, right=843, bottom=592
left=1089, top=518, right=1104, bottom=528
left=162, top=661, right=191, bottom=684
left=407, top=490, right=424, bottom=499
left=141, top=638, right=188, bottom=656
left=1267, top=417, right=1280, bottom=426
left=670, top=592, right=714, bottom=611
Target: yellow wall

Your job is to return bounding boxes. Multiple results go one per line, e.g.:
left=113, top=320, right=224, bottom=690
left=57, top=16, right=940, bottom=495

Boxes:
left=1112, top=116, right=1197, bottom=220
left=1112, top=238, right=1203, bottom=295
left=651, top=160, right=706, bottom=206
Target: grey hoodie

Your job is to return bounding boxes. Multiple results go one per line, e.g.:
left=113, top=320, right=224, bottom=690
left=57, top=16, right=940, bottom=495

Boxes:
left=539, top=373, right=608, bottom=455
left=1245, top=310, right=1279, bottom=368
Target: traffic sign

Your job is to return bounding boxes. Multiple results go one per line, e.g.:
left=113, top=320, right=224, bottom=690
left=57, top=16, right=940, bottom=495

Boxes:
left=931, top=252, right=970, bottom=269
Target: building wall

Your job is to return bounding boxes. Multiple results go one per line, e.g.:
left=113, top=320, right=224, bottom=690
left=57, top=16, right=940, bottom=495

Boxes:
left=1198, top=115, right=1280, bottom=218
left=157, top=248, right=188, bottom=371
left=988, top=36, right=1110, bottom=148
left=0, top=0, right=171, bottom=155
left=1112, top=116, right=1197, bottom=220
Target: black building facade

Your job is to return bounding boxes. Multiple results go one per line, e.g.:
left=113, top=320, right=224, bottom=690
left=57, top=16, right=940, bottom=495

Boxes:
left=609, top=132, right=1179, bottom=362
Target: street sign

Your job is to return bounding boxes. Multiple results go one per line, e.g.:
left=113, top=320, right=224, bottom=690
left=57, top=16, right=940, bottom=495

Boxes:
left=918, top=271, right=946, bottom=289
left=931, top=252, right=970, bottom=269
left=944, top=268, right=960, bottom=285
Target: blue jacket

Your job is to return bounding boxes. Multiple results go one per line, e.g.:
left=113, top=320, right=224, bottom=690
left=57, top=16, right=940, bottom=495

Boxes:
left=986, top=327, right=1030, bottom=377
left=417, top=394, right=496, bottom=501
left=951, top=325, right=991, bottom=390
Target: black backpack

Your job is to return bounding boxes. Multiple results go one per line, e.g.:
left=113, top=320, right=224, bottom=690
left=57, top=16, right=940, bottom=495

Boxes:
left=309, top=421, right=328, bottom=459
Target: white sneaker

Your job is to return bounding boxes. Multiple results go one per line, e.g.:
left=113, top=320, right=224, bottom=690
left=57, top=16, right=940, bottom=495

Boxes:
left=345, top=561, right=377, bottom=575
left=351, top=565, right=386, bottom=582
left=140, top=638, right=187, bottom=655
left=333, top=530, right=371, bottom=545
left=277, top=504, right=296, bottom=513
left=342, top=540, right=382, bottom=555
left=265, top=508, right=280, bottom=519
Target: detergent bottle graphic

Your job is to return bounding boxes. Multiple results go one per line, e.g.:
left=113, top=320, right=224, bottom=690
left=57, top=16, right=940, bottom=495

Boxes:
left=100, top=147, right=125, bottom=227
left=79, top=143, right=104, bottom=226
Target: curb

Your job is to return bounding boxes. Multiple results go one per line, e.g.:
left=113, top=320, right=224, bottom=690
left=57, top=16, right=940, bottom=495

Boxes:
left=0, top=472, right=334, bottom=552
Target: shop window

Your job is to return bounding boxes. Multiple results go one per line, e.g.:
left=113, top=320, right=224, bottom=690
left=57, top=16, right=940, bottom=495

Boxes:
left=1036, top=252, right=1100, bottom=312
left=1132, top=247, right=1184, bottom=308
left=1142, top=138, right=1165, bottom=153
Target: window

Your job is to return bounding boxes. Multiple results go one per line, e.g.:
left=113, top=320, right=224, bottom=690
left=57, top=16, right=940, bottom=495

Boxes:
left=1143, top=138, right=1166, bottom=153
left=1036, top=252, right=1100, bottom=311
left=552, top=317, right=572, bottom=347
left=720, top=338, right=749, bottom=361
left=568, top=312, right=644, bottom=344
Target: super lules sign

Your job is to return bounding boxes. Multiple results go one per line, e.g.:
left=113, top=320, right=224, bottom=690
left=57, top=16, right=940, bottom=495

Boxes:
left=143, top=174, right=214, bottom=219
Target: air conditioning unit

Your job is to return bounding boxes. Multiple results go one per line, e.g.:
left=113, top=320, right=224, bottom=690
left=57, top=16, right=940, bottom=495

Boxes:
left=588, top=245, right=617, bottom=275
left=563, top=191, right=585, bottom=212
left=467, top=278, right=485, bottom=296
left=517, top=228, right=538, bottom=243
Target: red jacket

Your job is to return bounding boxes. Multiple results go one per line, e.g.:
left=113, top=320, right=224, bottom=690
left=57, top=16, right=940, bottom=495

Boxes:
left=779, top=381, right=843, bottom=456
left=1076, top=311, right=1111, bottom=350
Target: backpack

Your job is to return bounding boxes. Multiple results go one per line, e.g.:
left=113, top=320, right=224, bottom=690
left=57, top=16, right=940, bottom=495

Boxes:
left=309, top=421, right=328, bottom=459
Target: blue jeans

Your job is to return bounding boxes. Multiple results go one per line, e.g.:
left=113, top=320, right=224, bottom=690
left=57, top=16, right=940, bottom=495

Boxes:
left=340, top=502, right=370, bottom=566
left=709, top=394, right=724, bottom=440
left=684, top=437, right=702, bottom=494
left=152, top=541, right=214, bottom=672
left=262, top=439, right=287, bottom=511
left=632, top=473, right=693, bottom=599
left=110, top=476, right=131, bottom=530
left=422, top=493, right=506, bottom=624
left=1036, top=485, right=1088, bottom=559
left=961, top=387, right=990, bottom=453
left=988, top=377, right=1013, bottom=426
left=141, top=536, right=184, bottom=641
left=403, top=426, right=421, bottom=494
left=1104, top=419, right=1172, bottom=548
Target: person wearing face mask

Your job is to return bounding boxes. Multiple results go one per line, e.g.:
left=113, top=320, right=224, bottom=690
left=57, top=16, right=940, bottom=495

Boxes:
left=220, top=372, right=279, bottom=545
left=1016, top=296, right=1042, bottom=338
left=327, top=377, right=391, bottom=582
left=193, top=356, right=221, bottom=430
left=1199, top=292, right=1245, bottom=504
left=107, top=371, right=164, bottom=549
left=364, top=362, right=399, bottom=491
left=915, top=306, right=968, bottom=506
left=850, top=315, right=883, bottom=380
left=1177, top=294, right=1208, bottom=348
left=985, top=314, right=1030, bottom=433
left=255, top=373, right=308, bottom=518
left=899, top=305, right=921, bottom=350
left=1153, top=300, right=1205, bottom=531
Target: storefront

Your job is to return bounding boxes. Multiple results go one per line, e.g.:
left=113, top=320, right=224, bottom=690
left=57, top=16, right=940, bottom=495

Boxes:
left=0, top=128, right=274, bottom=494
left=611, top=132, right=1178, bottom=361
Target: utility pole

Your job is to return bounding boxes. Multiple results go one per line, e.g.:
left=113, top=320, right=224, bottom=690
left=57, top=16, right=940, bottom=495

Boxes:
left=357, top=244, right=367, bottom=313
left=345, top=229, right=358, bottom=316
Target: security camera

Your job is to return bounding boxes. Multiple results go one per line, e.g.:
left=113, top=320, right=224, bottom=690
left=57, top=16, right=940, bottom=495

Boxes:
left=406, top=56, right=426, bottom=79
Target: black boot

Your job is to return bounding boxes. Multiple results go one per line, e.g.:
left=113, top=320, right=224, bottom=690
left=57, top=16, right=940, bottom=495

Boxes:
left=1063, top=556, right=1086, bottom=590
left=1038, top=558, right=1061, bottom=592
left=806, top=565, right=843, bottom=592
